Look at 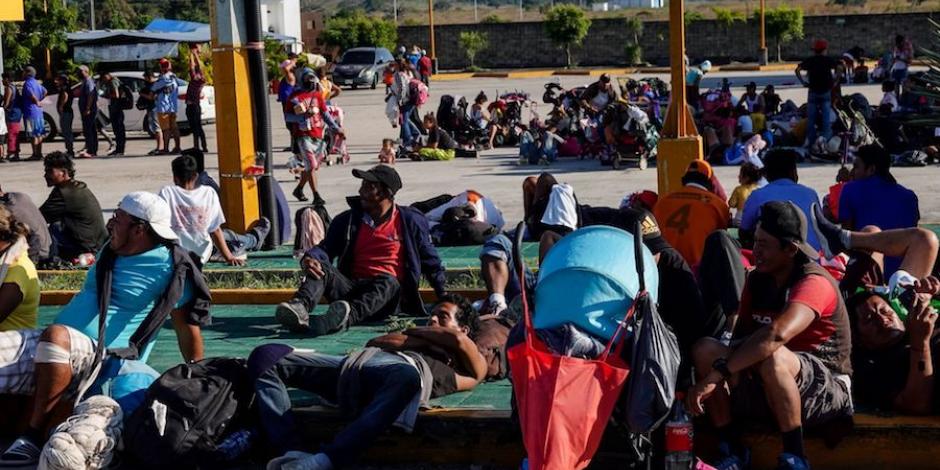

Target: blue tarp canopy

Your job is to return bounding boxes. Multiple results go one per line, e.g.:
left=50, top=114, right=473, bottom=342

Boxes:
left=67, top=18, right=297, bottom=62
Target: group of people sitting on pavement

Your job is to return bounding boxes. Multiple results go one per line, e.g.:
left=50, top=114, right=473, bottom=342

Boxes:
left=0, top=133, right=936, bottom=469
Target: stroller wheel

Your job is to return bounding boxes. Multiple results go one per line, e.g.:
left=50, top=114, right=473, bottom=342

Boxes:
left=638, top=156, right=648, bottom=170
left=612, top=156, right=621, bottom=170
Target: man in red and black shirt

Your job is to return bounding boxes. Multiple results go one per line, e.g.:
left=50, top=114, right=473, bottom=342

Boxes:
left=275, top=165, right=447, bottom=337
left=287, top=69, right=341, bottom=205
left=686, top=201, right=852, bottom=470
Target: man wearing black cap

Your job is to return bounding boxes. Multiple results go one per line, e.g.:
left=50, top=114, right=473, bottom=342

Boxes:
left=686, top=201, right=852, bottom=470
left=276, top=165, right=447, bottom=336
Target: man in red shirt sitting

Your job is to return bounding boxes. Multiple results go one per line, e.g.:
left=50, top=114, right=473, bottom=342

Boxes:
left=275, top=165, right=448, bottom=337
left=686, top=201, right=853, bottom=470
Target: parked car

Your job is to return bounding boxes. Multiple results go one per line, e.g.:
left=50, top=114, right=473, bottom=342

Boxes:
left=330, top=47, right=394, bottom=90
left=37, top=71, right=215, bottom=141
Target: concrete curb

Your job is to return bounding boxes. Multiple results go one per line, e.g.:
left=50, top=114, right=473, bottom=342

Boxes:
left=433, top=63, right=804, bottom=80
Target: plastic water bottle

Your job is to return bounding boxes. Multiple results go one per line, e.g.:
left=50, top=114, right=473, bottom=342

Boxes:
left=215, top=428, right=256, bottom=461
left=664, top=395, right=695, bottom=470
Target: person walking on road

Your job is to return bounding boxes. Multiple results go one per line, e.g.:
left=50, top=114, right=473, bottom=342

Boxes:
left=20, top=67, right=46, bottom=161
left=101, top=72, right=126, bottom=157
left=54, top=75, right=75, bottom=158
left=76, top=65, right=99, bottom=159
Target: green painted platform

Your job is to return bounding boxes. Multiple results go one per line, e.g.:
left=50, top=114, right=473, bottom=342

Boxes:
left=204, top=243, right=540, bottom=271
left=36, top=305, right=513, bottom=410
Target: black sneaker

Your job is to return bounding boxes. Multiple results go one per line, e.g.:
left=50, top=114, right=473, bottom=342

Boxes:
left=810, top=203, right=847, bottom=259
left=275, top=300, right=311, bottom=332
left=292, top=187, right=309, bottom=202
left=312, top=192, right=326, bottom=207
left=310, top=301, right=351, bottom=337
left=0, top=436, right=41, bottom=467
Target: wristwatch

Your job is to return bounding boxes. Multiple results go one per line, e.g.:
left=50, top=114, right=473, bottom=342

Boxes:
left=712, top=357, right=732, bottom=380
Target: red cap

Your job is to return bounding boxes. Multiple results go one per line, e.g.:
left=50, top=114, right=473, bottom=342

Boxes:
left=812, top=39, right=828, bottom=52
left=159, top=58, right=171, bottom=69
left=625, top=190, right=659, bottom=211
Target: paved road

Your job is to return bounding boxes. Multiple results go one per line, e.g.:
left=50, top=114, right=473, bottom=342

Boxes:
left=2, top=71, right=938, bottom=227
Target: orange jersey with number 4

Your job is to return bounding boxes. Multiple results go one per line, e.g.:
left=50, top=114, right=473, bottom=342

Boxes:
left=653, top=186, right=731, bottom=267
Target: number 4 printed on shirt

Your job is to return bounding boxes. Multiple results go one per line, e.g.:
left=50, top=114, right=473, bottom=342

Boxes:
left=665, top=204, right=691, bottom=235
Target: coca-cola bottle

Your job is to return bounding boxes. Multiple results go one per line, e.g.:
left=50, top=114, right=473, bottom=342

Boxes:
left=664, top=394, right=695, bottom=470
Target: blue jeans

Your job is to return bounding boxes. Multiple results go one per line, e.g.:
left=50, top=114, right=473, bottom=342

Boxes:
left=399, top=103, right=420, bottom=147
left=805, top=90, right=832, bottom=145
left=222, top=229, right=262, bottom=252
left=250, top=346, right=421, bottom=467
left=480, top=234, right=536, bottom=301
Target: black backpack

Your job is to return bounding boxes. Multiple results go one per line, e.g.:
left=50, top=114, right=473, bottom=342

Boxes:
left=123, top=358, right=255, bottom=469
left=118, top=83, right=134, bottom=110
left=136, top=85, right=155, bottom=110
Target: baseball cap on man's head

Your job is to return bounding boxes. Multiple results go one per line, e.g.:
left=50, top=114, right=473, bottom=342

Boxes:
left=757, top=201, right=818, bottom=259
left=621, top=207, right=671, bottom=255
left=812, top=39, right=829, bottom=52
left=118, top=191, right=178, bottom=241
left=352, top=165, right=402, bottom=195
left=686, top=159, right=714, bottom=180
left=159, top=58, right=171, bottom=69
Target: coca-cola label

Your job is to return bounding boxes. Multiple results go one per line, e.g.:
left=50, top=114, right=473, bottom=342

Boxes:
left=665, top=423, right=694, bottom=452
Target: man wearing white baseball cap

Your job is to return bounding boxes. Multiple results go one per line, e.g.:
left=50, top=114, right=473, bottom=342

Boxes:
left=0, top=191, right=211, bottom=466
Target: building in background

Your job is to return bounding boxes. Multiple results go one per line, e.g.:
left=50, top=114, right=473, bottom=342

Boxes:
left=262, top=0, right=303, bottom=53
left=301, top=11, right=326, bottom=54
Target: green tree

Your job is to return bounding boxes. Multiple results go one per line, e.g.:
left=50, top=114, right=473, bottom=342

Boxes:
left=264, top=38, right=290, bottom=80
left=98, top=0, right=138, bottom=29
left=459, top=31, right=488, bottom=69
left=624, top=16, right=643, bottom=65
left=321, top=10, right=398, bottom=51
left=756, top=6, right=804, bottom=62
left=544, top=4, right=591, bottom=68
left=481, top=14, right=507, bottom=23
left=1, top=0, right=78, bottom=73
left=712, top=7, right=745, bottom=32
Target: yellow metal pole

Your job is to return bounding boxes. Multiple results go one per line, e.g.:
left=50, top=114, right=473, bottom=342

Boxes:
left=428, top=0, right=436, bottom=62
left=759, top=0, right=768, bottom=65
left=211, top=0, right=260, bottom=232
left=656, top=0, right=703, bottom=196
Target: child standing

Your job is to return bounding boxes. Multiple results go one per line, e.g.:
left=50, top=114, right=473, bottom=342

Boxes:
left=728, top=162, right=762, bottom=227
left=378, top=138, right=396, bottom=165
left=880, top=80, right=899, bottom=112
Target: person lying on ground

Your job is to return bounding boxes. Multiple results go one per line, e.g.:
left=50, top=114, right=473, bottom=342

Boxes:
left=812, top=217, right=940, bottom=415
left=39, top=152, right=109, bottom=262
left=0, top=183, right=51, bottom=265
left=275, top=165, right=447, bottom=337
left=739, top=149, right=821, bottom=251
left=653, top=160, right=731, bottom=267
left=256, top=294, right=486, bottom=470
left=0, top=192, right=210, bottom=466
left=521, top=173, right=581, bottom=253
left=687, top=201, right=853, bottom=470
left=159, top=155, right=271, bottom=267
left=0, top=206, right=39, bottom=331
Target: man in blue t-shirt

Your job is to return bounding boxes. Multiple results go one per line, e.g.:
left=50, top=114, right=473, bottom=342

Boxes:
left=151, top=59, right=181, bottom=154
left=0, top=192, right=208, bottom=466
left=20, top=66, right=46, bottom=161
left=839, top=144, right=919, bottom=275
left=740, top=149, right=822, bottom=252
